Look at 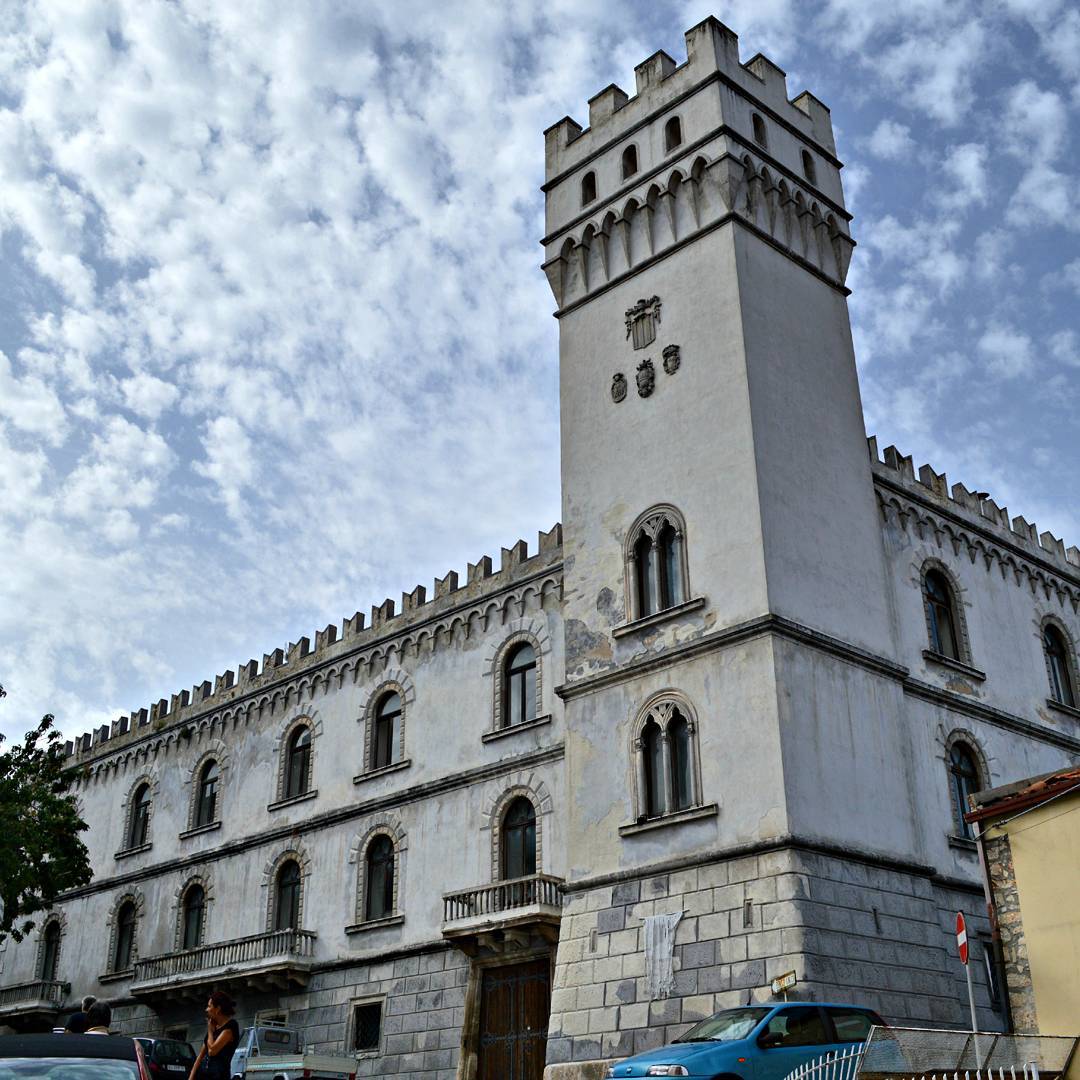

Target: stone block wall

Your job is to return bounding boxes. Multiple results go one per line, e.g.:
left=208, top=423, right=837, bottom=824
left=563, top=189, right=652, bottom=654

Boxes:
left=983, top=832, right=1036, bottom=1031
left=546, top=845, right=1001, bottom=1074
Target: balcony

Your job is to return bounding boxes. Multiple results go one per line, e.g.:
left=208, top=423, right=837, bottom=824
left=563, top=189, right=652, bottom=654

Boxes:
left=0, top=980, right=69, bottom=1030
left=132, top=929, right=317, bottom=999
left=442, top=874, right=564, bottom=956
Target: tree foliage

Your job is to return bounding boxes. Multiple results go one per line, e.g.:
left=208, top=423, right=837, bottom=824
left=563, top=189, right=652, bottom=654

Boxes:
left=0, top=684, right=92, bottom=943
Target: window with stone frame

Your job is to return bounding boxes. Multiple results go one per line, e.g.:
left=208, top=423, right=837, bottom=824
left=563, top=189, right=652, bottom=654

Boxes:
left=752, top=112, right=768, bottom=148
left=580, top=170, right=597, bottom=206
left=621, top=144, right=639, bottom=179
left=364, top=835, right=395, bottom=921
left=633, top=696, right=702, bottom=822
left=801, top=148, right=817, bottom=184
left=626, top=506, right=689, bottom=621
left=664, top=116, right=682, bottom=152
left=38, top=917, right=62, bottom=983
left=921, top=564, right=969, bottom=664
left=947, top=738, right=984, bottom=841
left=1042, top=620, right=1077, bottom=708
left=371, top=692, right=401, bottom=770
left=502, top=642, right=538, bottom=728
left=110, top=897, right=139, bottom=972
left=283, top=726, right=312, bottom=799
left=352, top=1000, right=383, bottom=1054
left=273, top=859, right=302, bottom=931
left=126, top=782, right=152, bottom=849
left=193, top=759, right=220, bottom=828
left=180, top=882, right=206, bottom=951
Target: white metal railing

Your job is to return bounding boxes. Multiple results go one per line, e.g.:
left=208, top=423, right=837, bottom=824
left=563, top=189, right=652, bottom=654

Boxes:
left=785, top=1044, right=866, bottom=1080
left=785, top=1042, right=1049, bottom=1080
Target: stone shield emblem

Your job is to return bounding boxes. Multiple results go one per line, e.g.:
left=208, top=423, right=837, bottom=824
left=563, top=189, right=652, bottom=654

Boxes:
left=636, top=358, right=655, bottom=398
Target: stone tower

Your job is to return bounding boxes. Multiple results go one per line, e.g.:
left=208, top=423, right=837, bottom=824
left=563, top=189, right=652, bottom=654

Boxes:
left=542, top=18, right=967, bottom=1076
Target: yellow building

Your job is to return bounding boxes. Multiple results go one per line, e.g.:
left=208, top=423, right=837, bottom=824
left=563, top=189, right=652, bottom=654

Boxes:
left=968, top=765, right=1080, bottom=1036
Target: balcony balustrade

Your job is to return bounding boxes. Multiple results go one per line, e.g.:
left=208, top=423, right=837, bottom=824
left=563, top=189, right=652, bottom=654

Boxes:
left=0, top=980, right=68, bottom=1027
left=442, top=874, right=564, bottom=955
left=132, top=929, right=317, bottom=998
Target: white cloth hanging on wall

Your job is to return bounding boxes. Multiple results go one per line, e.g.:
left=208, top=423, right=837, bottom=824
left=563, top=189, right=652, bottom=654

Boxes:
left=643, top=910, right=683, bottom=999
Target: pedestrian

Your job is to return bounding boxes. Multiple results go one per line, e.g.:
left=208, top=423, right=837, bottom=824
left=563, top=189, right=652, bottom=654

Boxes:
left=188, top=990, right=239, bottom=1080
left=84, top=1000, right=112, bottom=1034
left=65, top=995, right=97, bottom=1034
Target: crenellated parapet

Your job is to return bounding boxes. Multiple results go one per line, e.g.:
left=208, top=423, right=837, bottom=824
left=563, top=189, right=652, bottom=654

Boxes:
left=541, top=18, right=852, bottom=311
left=870, top=436, right=1080, bottom=609
left=64, top=524, right=564, bottom=767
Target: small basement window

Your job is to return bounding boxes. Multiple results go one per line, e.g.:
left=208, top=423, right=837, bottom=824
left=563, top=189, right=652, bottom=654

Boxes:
left=353, top=1002, right=382, bottom=1053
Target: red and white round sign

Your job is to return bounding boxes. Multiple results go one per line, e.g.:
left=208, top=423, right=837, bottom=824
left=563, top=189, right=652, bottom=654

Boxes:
left=956, top=912, right=969, bottom=965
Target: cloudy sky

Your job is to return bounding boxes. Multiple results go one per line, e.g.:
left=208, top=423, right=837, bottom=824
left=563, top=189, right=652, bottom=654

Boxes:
left=0, top=0, right=1077, bottom=744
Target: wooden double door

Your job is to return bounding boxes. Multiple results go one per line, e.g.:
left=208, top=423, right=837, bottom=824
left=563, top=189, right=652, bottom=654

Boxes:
left=477, top=958, right=551, bottom=1080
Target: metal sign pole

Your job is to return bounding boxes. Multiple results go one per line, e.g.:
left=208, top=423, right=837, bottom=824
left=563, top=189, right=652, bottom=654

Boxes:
left=965, top=961, right=983, bottom=1069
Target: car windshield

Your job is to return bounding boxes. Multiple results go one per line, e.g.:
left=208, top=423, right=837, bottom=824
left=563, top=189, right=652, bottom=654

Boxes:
left=674, top=1007, right=771, bottom=1042
left=0, top=1059, right=141, bottom=1078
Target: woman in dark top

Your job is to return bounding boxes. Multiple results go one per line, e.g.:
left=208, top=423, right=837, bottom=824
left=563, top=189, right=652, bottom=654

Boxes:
left=189, top=990, right=239, bottom=1080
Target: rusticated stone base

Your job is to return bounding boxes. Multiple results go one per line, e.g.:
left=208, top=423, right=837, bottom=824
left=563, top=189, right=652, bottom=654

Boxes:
left=544, top=1062, right=617, bottom=1080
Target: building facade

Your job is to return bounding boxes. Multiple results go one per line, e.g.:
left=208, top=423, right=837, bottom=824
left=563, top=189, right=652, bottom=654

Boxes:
left=2, top=18, right=1080, bottom=1080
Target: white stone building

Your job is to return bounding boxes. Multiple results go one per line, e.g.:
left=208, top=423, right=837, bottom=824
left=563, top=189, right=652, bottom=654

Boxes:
left=2, top=18, right=1080, bottom=1080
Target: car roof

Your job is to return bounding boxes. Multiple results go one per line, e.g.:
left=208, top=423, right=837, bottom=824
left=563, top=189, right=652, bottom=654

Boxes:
left=0, top=1033, right=139, bottom=1060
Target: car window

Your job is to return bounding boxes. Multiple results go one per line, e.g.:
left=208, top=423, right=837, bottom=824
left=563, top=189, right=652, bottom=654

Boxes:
left=152, top=1041, right=195, bottom=1065
left=0, top=1059, right=141, bottom=1079
left=760, top=1007, right=830, bottom=1048
left=675, top=1006, right=771, bottom=1042
left=826, top=1008, right=875, bottom=1042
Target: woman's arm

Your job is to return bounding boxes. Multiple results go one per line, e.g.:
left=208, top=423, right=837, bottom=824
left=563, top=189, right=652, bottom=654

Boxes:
left=206, top=1024, right=237, bottom=1057
left=188, top=1044, right=206, bottom=1080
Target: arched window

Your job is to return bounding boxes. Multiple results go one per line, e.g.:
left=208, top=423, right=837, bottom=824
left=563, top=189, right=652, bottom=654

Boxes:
left=372, top=692, right=401, bottom=770
left=113, top=901, right=137, bottom=971
left=924, top=569, right=961, bottom=660
left=949, top=742, right=981, bottom=840
left=284, top=726, right=312, bottom=799
left=1044, top=624, right=1076, bottom=707
left=622, top=145, right=638, bottom=179
left=503, top=643, right=537, bottom=728
left=664, top=116, right=682, bottom=152
left=581, top=170, right=597, bottom=206
left=195, top=760, right=219, bottom=828
left=181, top=884, right=205, bottom=951
left=501, top=797, right=537, bottom=881
left=801, top=149, right=817, bottom=184
left=364, top=836, right=395, bottom=921
left=40, top=920, right=61, bottom=982
left=634, top=698, right=702, bottom=821
left=627, top=507, right=689, bottom=621
left=274, top=860, right=302, bottom=931
left=752, top=113, right=768, bottom=148
left=128, top=783, right=151, bottom=849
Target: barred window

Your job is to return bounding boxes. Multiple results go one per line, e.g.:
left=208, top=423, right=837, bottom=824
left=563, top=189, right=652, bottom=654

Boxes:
left=353, top=1002, right=382, bottom=1053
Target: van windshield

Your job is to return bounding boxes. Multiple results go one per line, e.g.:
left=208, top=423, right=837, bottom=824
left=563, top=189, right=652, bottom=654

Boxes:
left=675, top=1007, right=771, bottom=1042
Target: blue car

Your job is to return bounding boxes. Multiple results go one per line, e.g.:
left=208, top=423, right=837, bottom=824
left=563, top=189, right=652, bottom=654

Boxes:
left=606, top=1001, right=884, bottom=1079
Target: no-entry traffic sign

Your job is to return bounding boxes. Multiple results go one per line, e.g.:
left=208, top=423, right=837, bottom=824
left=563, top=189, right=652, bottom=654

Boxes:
left=956, top=911, right=969, bottom=964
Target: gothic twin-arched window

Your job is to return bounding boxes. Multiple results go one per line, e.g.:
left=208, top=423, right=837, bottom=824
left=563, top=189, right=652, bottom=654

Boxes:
left=635, top=698, right=700, bottom=821
left=627, top=507, right=689, bottom=621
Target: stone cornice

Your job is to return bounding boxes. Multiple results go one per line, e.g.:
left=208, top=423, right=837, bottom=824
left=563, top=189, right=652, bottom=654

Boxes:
left=57, top=744, right=565, bottom=902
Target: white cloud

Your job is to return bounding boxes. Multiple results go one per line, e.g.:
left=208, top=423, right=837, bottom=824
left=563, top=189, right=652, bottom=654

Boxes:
left=977, top=323, right=1036, bottom=378
left=1063, top=259, right=1080, bottom=295
left=120, top=372, right=180, bottom=419
left=1006, top=162, right=1078, bottom=230
left=938, top=143, right=989, bottom=209
left=0, top=352, right=68, bottom=444
left=866, top=119, right=914, bottom=160
left=1048, top=329, right=1079, bottom=367
left=1002, top=80, right=1068, bottom=161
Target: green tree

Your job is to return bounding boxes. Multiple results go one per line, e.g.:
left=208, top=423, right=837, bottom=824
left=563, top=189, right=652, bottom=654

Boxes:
left=0, top=684, right=92, bottom=942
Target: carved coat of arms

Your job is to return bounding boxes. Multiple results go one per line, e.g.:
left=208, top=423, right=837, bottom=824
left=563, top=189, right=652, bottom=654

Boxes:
left=636, top=358, right=655, bottom=398
left=662, top=344, right=681, bottom=375
left=611, top=373, right=627, bottom=403
left=625, top=296, right=662, bottom=350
